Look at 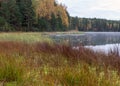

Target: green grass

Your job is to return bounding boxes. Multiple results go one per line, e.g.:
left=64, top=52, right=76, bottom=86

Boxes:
left=0, top=32, right=52, bottom=43
left=0, top=55, right=24, bottom=82
left=5, top=82, right=16, bottom=86
left=42, top=31, right=84, bottom=35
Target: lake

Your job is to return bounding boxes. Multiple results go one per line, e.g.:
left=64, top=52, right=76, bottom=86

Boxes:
left=49, top=32, right=120, bottom=53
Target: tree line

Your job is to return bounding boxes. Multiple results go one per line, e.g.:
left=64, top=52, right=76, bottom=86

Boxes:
left=70, top=17, right=120, bottom=31
left=0, top=0, right=120, bottom=32
left=0, top=0, right=69, bottom=31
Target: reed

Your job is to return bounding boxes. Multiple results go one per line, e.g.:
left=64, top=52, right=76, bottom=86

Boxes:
left=0, top=41, right=120, bottom=85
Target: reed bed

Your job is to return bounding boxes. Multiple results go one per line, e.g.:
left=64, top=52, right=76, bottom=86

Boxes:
left=0, top=41, right=120, bottom=86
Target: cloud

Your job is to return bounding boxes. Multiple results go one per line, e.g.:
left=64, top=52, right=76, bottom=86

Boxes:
left=91, top=0, right=120, bottom=11
left=57, top=0, right=120, bottom=20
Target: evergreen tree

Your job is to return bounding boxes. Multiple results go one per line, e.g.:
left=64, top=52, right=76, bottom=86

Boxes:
left=38, top=17, right=50, bottom=31
left=0, top=16, right=6, bottom=28
left=18, top=0, right=35, bottom=31
left=0, top=0, right=22, bottom=30
left=57, top=15, right=63, bottom=31
left=50, top=13, right=57, bottom=31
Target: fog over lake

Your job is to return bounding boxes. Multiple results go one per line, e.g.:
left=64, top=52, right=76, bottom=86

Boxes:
left=50, top=32, right=120, bottom=53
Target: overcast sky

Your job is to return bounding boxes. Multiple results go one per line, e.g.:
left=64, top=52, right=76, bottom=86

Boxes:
left=58, top=0, right=120, bottom=20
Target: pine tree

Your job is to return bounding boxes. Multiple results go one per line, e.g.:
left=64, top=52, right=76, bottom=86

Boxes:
left=57, top=14, right=63, bottom=31
left=18, top=0, right=35, bottom=31
left=50, top=13, right=57, bottom=31
left=0, top=0, right=22, bottom=30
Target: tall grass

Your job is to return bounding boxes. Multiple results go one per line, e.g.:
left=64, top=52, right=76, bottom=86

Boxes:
left=0, top=41, right=120, bottom=85
left=0, top=32, right=52, bottom=43
left=0, top=56, right=24, bottom=82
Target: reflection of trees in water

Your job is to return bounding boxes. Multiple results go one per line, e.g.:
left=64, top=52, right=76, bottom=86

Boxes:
left=106, top=35, right=120, bottom=44
left=84, top=33, right=120, bottom=45
left=50, top=32, right=120, bottom=46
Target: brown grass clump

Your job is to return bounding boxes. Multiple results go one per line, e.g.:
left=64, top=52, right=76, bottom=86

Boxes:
left=0, top=41, right=120, bottom=70
left=34, top=42, right=120, bottom=71
left=0, top=41, right=120, bottom=85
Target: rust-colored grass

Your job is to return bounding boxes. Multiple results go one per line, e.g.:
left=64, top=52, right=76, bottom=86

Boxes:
left=0, top=41, right=120, bottom=85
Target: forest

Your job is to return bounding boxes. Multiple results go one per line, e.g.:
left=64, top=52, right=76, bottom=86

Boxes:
left=0, top=0, right=69, bottom=31
left=0, top=0, right=120, bottom=32
left=70, top=17, right=120, bottom=31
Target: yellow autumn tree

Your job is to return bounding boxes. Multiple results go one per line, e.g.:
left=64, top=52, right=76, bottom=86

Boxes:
left=33, top=0, right=69, bottom=27
left=56, top=4, right=69, bottom=27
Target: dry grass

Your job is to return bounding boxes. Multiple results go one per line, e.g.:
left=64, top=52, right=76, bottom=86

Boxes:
left=0, top=41, right=120, bottom=85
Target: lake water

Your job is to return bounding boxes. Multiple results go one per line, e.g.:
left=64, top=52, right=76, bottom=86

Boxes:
left=49, top=32, right=120, bottom=53
left=85, top=43, right=120, bottom=54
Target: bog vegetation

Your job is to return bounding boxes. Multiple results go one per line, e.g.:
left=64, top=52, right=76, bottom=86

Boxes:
left=0, top=33, right=119, bottom=86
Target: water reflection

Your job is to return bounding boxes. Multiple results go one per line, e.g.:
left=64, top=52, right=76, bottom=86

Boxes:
left=85, top=32, right=120, bottom=45
left=50, top=32, right=120, bottom=46
left=50, top=32, right=120, bottom=53
left=86, top=43, right=120, bottom=54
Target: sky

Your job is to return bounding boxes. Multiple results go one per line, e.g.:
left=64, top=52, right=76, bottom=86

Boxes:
left=57, top=0, right=120, bottom=20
